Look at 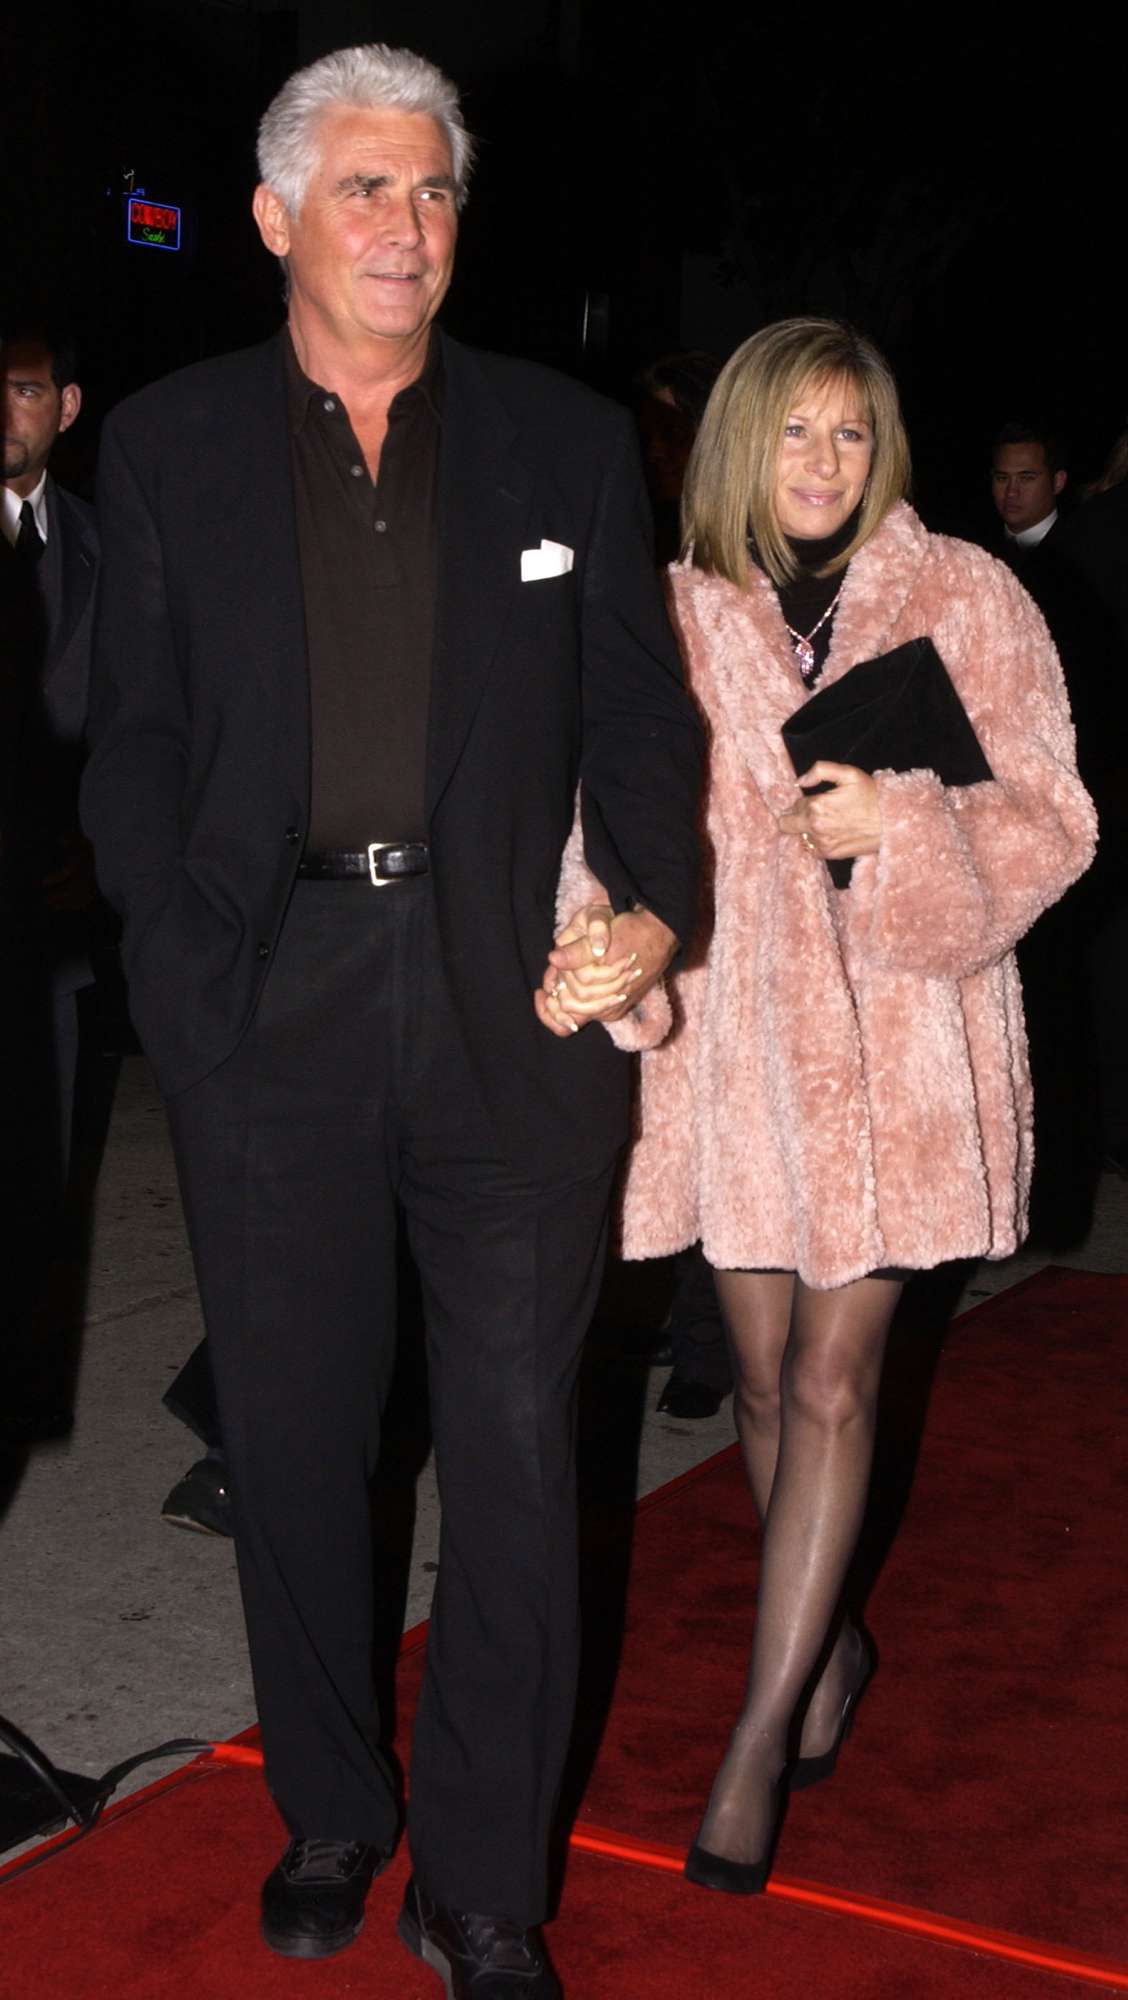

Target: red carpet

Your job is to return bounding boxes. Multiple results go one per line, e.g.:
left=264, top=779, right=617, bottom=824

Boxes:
left=0, top=1761, right=1115, bottom=1999
left=3, top=1265, right=1126, bottom=1996
left=566, top=1266, right=1128, bottom=1967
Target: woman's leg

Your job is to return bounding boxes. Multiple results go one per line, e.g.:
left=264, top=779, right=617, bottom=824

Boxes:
left=714, top=1267, right=877, bottom=1760
left=697, top=1272, right=901, bottom=1866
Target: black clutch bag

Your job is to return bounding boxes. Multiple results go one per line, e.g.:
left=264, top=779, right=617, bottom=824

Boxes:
left=780, top=636, right=993, bottom=886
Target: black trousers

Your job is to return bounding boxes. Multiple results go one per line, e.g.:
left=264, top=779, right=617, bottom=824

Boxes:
left=165, top=878, right=614, bottom=1923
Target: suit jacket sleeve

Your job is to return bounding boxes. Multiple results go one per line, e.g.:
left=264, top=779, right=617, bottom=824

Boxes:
left=576, top=413, right=702, bottom=951
left=80, top=414, right=189, bottom=951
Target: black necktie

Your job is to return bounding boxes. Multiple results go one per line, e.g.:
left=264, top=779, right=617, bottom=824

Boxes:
left=14, top=499, right=45, bottom=565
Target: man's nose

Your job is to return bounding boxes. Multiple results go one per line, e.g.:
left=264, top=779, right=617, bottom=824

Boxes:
left=377, top=194, right=423, bottom=246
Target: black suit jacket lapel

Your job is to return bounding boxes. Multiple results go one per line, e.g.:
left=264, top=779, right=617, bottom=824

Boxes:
left=427, top=333, right=533, bottom=819
left=222, top=336, right=310, bottom=811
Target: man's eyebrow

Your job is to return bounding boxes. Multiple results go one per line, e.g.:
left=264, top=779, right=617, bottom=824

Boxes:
left=333, top=170, right=457, bottom=194
left=334, top=172, right=391, bottom=194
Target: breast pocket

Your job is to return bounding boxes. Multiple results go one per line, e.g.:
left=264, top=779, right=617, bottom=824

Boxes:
left=520, top=538, right=575, bottom=584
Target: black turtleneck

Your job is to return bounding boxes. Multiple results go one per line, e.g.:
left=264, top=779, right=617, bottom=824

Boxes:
left=769, top=508, right=861, bottom=688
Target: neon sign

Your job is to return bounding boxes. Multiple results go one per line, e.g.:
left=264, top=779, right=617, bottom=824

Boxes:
left=127, top=197, right=182, bottom=251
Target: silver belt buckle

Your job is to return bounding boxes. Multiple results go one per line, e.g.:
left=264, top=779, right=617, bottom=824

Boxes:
left=367, top=841, right=393, bottom=887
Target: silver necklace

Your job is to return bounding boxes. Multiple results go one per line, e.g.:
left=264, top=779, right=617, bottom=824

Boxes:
left=784, top=584, right=844, bottom=684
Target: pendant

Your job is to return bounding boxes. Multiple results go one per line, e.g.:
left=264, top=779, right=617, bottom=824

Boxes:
left=795, top=638, right=816, bottom=681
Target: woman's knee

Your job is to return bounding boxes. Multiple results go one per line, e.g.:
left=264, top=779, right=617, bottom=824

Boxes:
left=781, top=1343, right=878, bottom=1431
left=733, top=1367, right=782, bottom=1431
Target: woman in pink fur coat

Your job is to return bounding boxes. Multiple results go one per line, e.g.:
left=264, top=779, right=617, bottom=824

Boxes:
left=542, top=317, right=1095, bottom=1898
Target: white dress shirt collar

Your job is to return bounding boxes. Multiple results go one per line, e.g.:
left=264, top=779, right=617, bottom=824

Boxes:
left=1006, top=507, right=1058, bottom=550
left=1, top=472, right=49, bottom=549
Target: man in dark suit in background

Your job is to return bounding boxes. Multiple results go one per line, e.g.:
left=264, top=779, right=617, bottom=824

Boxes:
left=82, top=42, right=700, bottom=1997
left=2, top=328, right=100, bottom=1436
left=985, top=417, right=1128, bottom=1219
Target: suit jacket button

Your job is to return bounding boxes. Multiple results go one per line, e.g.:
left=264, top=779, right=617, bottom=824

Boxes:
left=257, top=941, right=270, bottom=959
left=285, top=826, right=299, bottom=844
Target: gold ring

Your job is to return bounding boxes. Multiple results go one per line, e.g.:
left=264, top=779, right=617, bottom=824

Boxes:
left=801, top=831, right=816, bottom=854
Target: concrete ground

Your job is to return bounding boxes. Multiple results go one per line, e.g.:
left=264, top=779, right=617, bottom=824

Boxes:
left=3, top=1052, right=1127, bottom=1849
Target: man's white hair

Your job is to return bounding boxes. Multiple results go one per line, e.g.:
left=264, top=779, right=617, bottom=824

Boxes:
left=257, top=43, right=475, bottom=214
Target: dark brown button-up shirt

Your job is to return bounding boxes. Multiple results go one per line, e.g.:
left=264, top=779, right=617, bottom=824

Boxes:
left=285, top=332, right=442, bottom=849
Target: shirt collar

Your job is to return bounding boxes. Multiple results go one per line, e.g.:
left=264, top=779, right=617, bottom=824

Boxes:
left=1006, top=507, right=1058, bottom=549
left=1, top=472, right=48, bottom=548
left=284, top=329, right=443, bottom=435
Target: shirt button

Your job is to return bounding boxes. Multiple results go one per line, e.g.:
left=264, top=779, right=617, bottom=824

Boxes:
left=374, top=518, right=387, bottom=534
left=323, top=396, right=336, bottom=413
left=350, top=463, right=365, bottom=478
left=257, top=941, right=271, bottom=960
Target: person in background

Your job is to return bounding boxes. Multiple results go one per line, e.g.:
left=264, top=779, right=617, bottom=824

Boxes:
left=635, top=351, right=721, bottom=565
left=555, top=317, right=1095, bottom=1897
left=1, top=326, right=100, bottom=1441
left=986, top=418, right=1128, bottom=1203
left=989, top=418, right=1067, bottom=554
left=1053, top=425, right=1128, bottom=1178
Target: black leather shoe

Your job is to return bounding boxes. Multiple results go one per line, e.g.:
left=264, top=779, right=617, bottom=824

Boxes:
left=261, top=1836, right=386, bottom=1958
left=397, top=1876, right=562, bottom=1996
left=160, top=1453, right=233, bottom=1536
left=657, top=1374, right=727, bottom=1419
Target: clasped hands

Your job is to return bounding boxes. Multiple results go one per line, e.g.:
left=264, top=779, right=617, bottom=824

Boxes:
left=777, top=760, right=882, bottom=860
left=534, top=903, right=677, bottom=1039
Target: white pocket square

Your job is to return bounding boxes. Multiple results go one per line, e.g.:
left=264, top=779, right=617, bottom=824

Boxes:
left=520, top=538, right=574, bottom=582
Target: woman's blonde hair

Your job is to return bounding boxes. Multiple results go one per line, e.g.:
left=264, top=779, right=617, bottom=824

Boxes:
left=681, top=317, right=911, bottom=585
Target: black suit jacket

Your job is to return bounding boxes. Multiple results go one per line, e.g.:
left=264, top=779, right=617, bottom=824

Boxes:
left=82, top=331, right=702, bottom=1181
left=994, top=512, right=1128, bottom=814
left=2, top=477, right=99, bottom=993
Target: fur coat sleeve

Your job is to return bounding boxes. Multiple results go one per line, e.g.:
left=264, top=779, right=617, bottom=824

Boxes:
left=843, top=543, right=1097, bottom=977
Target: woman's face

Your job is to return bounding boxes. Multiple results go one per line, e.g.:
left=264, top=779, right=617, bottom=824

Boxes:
left=774, top=374, right=874, bottom=539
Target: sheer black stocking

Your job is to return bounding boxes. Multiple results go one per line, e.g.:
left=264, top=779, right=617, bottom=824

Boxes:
left=694, top=1270, right=900, bottom=1867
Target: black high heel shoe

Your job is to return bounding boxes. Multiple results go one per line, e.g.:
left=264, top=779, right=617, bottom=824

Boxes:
left=683, top=1780, right=783, bottom=1897
left=788, top=1634, right=875, bottom=1792
left=684, top=1840, right=771, bottom=1896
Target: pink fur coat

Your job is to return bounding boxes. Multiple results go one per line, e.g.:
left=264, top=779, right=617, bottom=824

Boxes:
left=558, top=502, right=1096, bottom=1286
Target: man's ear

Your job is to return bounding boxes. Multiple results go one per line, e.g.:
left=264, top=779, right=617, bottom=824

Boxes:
left=252, top=183, right=292, bottom=258
left=58, top=383, right=82, bottom=436
left=1053, top=468, right=1068, bottom=497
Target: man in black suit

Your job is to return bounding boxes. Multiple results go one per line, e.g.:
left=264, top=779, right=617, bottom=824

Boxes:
left=1054, top=467, right=1128, bottom=1177
left=986, top=419, right=1128, bottom=1215
left=81, top=42, right=700, bottom=1997
left=2, top=328, right=100, bottom=1433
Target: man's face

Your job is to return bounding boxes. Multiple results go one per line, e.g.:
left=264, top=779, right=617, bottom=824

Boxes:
left=990, top=441, right=1065, bottom=535
left=3, top=339, right=80, bottom=493
left=253, top=105, right=459, bottom=351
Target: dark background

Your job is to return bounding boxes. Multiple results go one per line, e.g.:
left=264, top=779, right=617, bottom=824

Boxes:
left=2, top=0, right=1123, bottom=533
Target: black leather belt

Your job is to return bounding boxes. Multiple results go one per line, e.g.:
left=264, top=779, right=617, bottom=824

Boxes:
left=297, top=842, right=430, bottom=885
